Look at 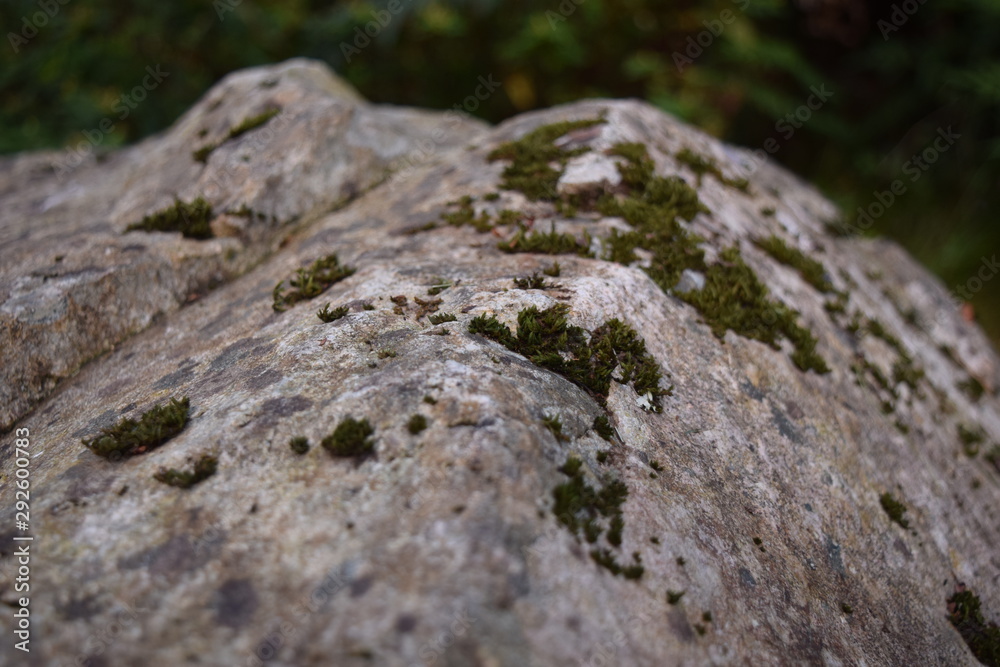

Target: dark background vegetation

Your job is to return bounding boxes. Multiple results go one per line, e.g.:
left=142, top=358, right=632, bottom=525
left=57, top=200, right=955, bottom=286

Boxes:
left=2, top=0, right=998, bottom=345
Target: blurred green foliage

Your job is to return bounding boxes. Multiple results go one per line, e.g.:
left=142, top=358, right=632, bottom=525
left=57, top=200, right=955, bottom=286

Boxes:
left=2, top=0, right=997, bottom=343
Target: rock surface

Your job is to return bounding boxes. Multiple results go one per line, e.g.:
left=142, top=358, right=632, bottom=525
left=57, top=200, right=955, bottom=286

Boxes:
left=1, top=60, right=999, bottom=667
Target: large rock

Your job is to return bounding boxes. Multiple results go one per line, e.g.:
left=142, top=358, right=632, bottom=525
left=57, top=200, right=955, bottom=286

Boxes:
left=0, top=58, right=488, bottom=431
left=1, top=61, right=999, bottom=666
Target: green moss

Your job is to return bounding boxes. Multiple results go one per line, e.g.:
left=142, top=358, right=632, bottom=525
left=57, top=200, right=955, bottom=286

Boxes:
left=596, top=451, right=609, bottom=463
left=959, top=424, right=986, bottom=457
left=667, top=590, right=685, bottom=605
left=593, top=415, right=614, bottom=441
left=753, top=235, right=834, bottom=293
left=597, top=144, right=828, bottom=374
left=322, top=417, right=375, bottom=458
left=985, top=446, right=1000, bottom=474
left=487, top=117, right=605, bottom=201
left=650, top=460, right=663, bottom=472
left=272, top=254, right=356, bottom=312
left=841, top=603, right=854, bottom=614
left=427, top=277, right=454, bottom=296
left=83, top=397, right=190, bottom=459
left=498, top=223, right=593, bottom=257
left=407, top=414, right=428, bottom=435
left=428, top=312, right=457, bottom=325
left=317, top=303, right=349, bottom=322
left=441, top=195, right=495, bottom=232
left=552, top=455, right=640, bottom=578
left=228, top=108, right=280, bottom=140
left=958, top=376, right=986, bottom=402
left=947, top=587, right=1000, bottom=666
left=761, top=206, right=776, bottom=217
left=422, top=395, right=438, bottom=405
left=289, top=436, right=310, bottom=455
left=154, top=454, right=217, bottom=488
left=484, top=192, right=500, bottom=201
left=377, top=348, right=397, bottom=359
left=192, top=144, right=217, bottom=163
left=543, top=414, right=568, bottom=441
left=125, top=197, right=214, bottom=239
left=467, top=304, right=669, bottom=410
left=675, top=147, right=749, bottom=192
left=879, top=492, right=910, bottom=529
left=513, top=272, right=552, bottom=289
left=682, top=247, right=830, bottom=374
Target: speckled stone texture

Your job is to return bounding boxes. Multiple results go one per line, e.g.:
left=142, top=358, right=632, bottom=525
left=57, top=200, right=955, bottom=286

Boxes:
left=1, top=61, right=998, bottom=667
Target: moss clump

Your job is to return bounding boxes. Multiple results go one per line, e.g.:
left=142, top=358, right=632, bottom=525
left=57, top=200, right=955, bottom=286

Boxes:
left=959, top=424, right=986, bottom=457
left=947, top=587, right=1000, bottom=666
left=985, top=446, right=1000, bottom=474
left=667, top=590, right=686, bottom=605
left=841, top=603, right=854, bottom=614
left=83, top=397, right=190, bottom=459
left=467, top=304, right=669, bottom=410
left=682, top=247, right=830, bottom=374
left=407, top=414, right=428, bottom=435
left=289, top=436, right=310, bottom=455
left=317, top=304, right=349, bottom=322
left=753, top=235, right=834, bottom=293
left=441, top=195, right=495, bottom=232
left=879, top=492, right=910, bottom=529
left=513, top=272, right=552, bottom=289
left=543, top=262, right=561, bottom=277
left=552, top=455, right=641, bottom=579
left=322, top=417, right=375, bottom=458
left=192, top=144, right=217, bottom=163
left=125, top=198, right=214, bottom=239
left=428, top=312, right=457, bottom=325
left=487, top=117, right=606, bottom=201
left=958, top=376, right=986, bottom=402
left=675, top=147, right=749, bottom=192
left=154, top=454, right=217, bottom=488
left=543, top=414, right=568, bottom=441
left=598, top=143, right=828, bottom=375
left=498, top=223, right=593, bottom=257
left=273, top=254, right=356, bottom=312
left=593, top=415, right=614, bottom=441
left=227, top=108, right=280, bottom=140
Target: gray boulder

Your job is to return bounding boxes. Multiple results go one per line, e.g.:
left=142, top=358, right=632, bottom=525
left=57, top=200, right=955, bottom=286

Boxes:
left=1, top=60, right=998, bottom=667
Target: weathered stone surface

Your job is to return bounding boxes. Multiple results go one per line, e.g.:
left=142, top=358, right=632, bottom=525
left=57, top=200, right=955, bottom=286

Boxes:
left=0, top=58, right=488, bottom=431
left=1, top=62, right=999, bottom=667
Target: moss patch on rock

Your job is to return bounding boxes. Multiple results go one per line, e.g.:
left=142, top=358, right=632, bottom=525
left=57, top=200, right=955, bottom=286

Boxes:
left=753, top=235, right=834, bottom=293
left=273, top=254, right=356, bottom=312
left=154, top=454, right=217, bottom=488
left=322, top=417, right=375, bottom=458
left=947, top=586, right=1000, bottom=666
left=488, top=117, right=605, bottom=201
left=469, top=304, right=669, bottom=411
left=83, top=397, right=190, bottom=459
left=879, top=492, right=910, bottom=529
left=553, top=455, right=643, bottom=579
left=125, top=198, right=214, bottom=239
